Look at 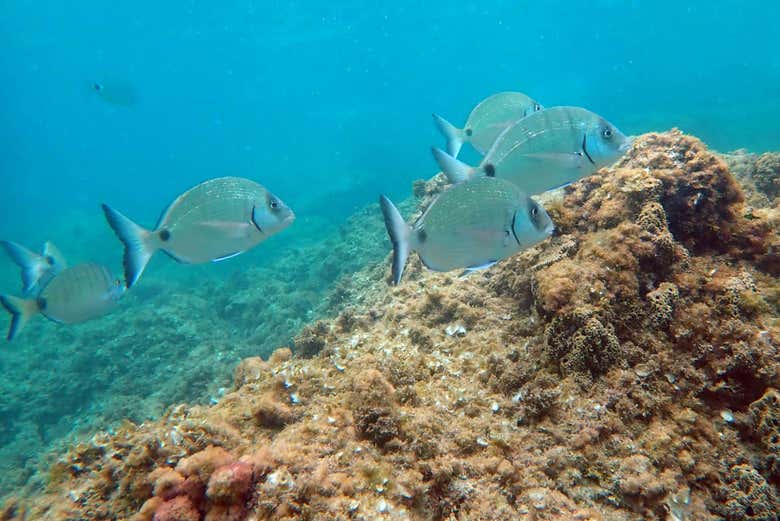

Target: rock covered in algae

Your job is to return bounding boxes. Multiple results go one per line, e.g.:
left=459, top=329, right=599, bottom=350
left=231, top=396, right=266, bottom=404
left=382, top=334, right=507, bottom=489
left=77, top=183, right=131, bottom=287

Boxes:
left=3, top=130, right=779, bottom=521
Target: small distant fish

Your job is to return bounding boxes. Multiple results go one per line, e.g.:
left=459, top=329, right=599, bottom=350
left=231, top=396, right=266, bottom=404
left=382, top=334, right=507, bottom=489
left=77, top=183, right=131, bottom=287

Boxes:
left=432, top=91, right=543, bottom=158
left=0, top=240, right=67, bottom=296
left=92, top=80, right=137, bottom=107
left=0, top=263, right=124, bottom=341
left=102, top=176, right=295, bottom=288
left=379, top=176, right=554, bottom=285
left=432, top=106, right=631, bottom=196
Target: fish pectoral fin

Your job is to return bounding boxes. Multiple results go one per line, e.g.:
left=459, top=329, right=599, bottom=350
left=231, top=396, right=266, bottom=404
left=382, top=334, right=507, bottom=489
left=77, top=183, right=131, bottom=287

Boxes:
left=211, top=251, right=244, bottom=263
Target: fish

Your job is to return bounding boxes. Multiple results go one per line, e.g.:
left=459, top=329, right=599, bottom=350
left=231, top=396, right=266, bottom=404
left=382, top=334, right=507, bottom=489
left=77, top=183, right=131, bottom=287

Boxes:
left=0, top=263, right=125, bottom=341
left=379, top=176, right=554, bottom=285
left=92, top=79, right=138, bottom=107
left=432, top=106, right=631, bottom=196
left=0, top=240, right=67, bottom=296
left=432, top=91, right=543, bottom=158
left=101, top=176, right=295, bottom=288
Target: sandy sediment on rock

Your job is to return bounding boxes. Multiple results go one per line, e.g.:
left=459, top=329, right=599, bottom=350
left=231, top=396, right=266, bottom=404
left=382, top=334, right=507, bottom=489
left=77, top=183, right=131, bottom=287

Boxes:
left=2, top=130, right=779, bottom=520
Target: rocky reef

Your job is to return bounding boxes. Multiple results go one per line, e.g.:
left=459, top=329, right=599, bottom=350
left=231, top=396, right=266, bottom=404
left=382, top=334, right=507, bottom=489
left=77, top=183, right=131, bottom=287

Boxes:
left=0, top=200, right=399, bottom=499
left=1, top=130, right=778, bottom=520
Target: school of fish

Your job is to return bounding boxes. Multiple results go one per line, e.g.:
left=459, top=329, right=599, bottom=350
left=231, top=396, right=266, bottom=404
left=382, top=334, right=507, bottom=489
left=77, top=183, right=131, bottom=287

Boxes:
left=0, top=91, right=629, bottom=339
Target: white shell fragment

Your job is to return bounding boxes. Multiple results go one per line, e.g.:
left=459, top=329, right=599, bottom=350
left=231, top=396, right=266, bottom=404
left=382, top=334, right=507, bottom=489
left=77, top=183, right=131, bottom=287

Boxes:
left=445, top=324, right=467, bottom=336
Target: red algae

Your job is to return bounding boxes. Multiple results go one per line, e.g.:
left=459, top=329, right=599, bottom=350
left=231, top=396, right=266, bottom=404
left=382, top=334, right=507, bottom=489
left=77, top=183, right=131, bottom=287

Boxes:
left=152, top=496, right=199, bottom=521
left=4, top=130, right=780, bottom=520
left=206, top=462, right=253, bottom=503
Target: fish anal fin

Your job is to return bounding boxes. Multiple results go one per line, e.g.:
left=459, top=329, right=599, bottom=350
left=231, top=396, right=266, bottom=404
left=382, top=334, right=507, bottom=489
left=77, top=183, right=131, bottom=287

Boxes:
left=211, top=251, right=244, bottom=263
left=457, top=261, right=498, bottom=279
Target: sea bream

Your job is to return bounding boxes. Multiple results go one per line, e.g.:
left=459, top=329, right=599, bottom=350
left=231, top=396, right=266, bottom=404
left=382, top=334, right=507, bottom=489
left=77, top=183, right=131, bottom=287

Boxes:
left=0, top=263, right=125, bottom=341
left=379, top=176, right=554, bottom=285
left=0, top=240, right=67, bottom=296
left=92, top=79, right=137, bottom=107
left=101, top=176, right=295, bottom=288
left=433, top=91, right=544, bottom=158
left=432, top=106, right=631, bottom=196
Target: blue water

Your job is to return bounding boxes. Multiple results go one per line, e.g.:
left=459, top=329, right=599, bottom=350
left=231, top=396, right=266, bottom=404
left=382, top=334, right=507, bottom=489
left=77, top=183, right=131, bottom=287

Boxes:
left=0, top=0, right=778, bottom=499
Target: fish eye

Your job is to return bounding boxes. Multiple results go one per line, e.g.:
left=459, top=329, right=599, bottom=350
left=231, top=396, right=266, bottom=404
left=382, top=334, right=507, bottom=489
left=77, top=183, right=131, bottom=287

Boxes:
left=531, top=206, right=538, bottom=217
left=534, top=104, right=542, bottom=111
left=602, top=127, right=613, bottom=139
left=269, top=198, right=279, bottom=210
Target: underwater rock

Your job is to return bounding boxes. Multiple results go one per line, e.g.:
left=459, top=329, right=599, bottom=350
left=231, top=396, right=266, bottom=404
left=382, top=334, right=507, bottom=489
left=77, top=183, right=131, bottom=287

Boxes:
left=351, top=368, right=401, bottom=447
left=544, top=308, right=622, bottom=379
left=151, top=495, right=199, bottom=521
left=753, top=152, right=780, bottom=199
left=150, top=467, right=185, bottom=500
left=646, top=282, right=679, bottom=329
left=232, top=357, right=271, bottom=388
left=291, top=320, right=330, bottom=358
left=252, top=393, right=297, bottom=429
left=710, top=463, right=780, bottom=521
left=748, top=388, right=780, bottom=478
left=175, top=446, right=235, bottom=484
left=4, top=130, right=780, bottom=521
left=206, top=461, right=253, bottom=503
left=724, top=150, right=780, bottom=202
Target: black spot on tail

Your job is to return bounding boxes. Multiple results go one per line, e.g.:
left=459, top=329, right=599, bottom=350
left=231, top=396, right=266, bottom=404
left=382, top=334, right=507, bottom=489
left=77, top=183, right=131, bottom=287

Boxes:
left=45, top=256, right=55, bottom=266
left=36, top=297, right=47, bottom=311
left=484, top=163, right=496, bottom=177
left=418, top=228, right=428, bottom=243
left=159, top=229, right=171, bottom=242
left=465, top=128, right=473, bottom=137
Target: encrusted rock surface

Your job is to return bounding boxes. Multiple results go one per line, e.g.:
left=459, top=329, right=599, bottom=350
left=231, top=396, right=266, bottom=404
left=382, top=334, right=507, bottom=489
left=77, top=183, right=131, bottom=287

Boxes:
left=1, top=130, right=778, bottom=520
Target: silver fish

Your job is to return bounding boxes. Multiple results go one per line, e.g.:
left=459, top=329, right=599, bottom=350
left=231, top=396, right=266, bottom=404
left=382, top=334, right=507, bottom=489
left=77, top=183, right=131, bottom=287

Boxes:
left=92, top=80, right=137, bottom=107
left=433, top=106, right=631, bottom=195
left=433, top=91, right=543, bottom=158
left=102, top=176, right=295, bottom=288
left=0, top=240, right=67, bottom=296
left=379, top=176, right=554, bottom=284
left=0, top=263, right=125, bottom=341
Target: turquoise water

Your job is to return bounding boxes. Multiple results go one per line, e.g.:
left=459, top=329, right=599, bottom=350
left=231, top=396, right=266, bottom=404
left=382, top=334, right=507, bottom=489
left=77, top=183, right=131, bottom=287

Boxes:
left=0, top=0, right=778, bottom=499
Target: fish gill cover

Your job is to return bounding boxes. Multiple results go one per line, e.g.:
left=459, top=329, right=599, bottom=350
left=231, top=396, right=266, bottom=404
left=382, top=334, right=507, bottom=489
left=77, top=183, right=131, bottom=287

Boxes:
left=0, top=1, right=779, bottom=520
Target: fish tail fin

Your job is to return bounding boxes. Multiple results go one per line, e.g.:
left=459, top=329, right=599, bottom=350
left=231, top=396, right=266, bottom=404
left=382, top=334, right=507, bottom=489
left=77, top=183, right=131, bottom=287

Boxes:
left=101, top=204, right=157, bottom=288
left=432, top=113, right=464, bottom=157
left=379, top=195, right=412, bottom=285
left=0, top=241, right=49, bottom=294
left=42, top=241, right=67, bottom=269
left=0, top=295, right=39, bottom=342
left=431, top=147, right=474, bottom=184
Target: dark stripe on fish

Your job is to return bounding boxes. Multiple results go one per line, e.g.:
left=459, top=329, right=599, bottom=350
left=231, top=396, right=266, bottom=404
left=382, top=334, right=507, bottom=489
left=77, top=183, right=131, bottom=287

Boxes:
left=581, top=134, right=596, bottom=166
left=510, top=212, right=521, bottom=245
left=251, top=206, right=265, bottom=234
